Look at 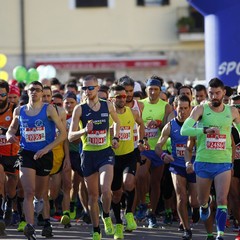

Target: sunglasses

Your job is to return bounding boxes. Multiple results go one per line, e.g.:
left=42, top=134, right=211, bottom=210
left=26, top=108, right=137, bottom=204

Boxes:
left=0, top=93, right=7, bottom=97
left=28, top=88, right=43, bottom=93
left=234, top=104, right=240, bottom=109
left=82, top=86, right=97, bottom=91
left=114, top=94, right=127, bottom=99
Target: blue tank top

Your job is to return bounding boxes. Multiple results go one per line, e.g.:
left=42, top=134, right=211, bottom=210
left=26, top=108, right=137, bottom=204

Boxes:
left=19, top=104, right=56, bottom=152
left=80, top=100, right=111, bottom=151
left=170, top=118, right=195, bottom=167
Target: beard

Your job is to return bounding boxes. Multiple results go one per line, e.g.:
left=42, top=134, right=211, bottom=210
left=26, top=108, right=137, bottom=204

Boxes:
left=211, top=99, right=222, bottom=107
left=0, top=98, right=8, bottom=109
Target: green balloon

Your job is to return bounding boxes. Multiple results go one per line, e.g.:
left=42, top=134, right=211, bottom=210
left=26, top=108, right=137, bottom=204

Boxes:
left=13, top=66, right=27, bottom=82
left=27, top=68, right=39, bottom=84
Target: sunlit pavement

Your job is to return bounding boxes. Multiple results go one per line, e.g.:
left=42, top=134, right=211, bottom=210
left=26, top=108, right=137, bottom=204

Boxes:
left=1, top=219, right=236, bottom=240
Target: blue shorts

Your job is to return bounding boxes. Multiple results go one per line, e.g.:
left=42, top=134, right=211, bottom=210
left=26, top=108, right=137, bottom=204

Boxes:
left=141, top=150, right=164, bottom=168
left=81, top=147, right=115, bottom=177
left=169, top=164, right=196, bottom=183
left=194, top=162, right=232, bottom=180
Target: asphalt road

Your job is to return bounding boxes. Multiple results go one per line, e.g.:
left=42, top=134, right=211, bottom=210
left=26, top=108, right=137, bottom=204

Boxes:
left=1, top=218, right=237, bottom=240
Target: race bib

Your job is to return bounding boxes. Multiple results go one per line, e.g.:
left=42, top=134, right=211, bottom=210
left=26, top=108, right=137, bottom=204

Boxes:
left=119, top=126, right=131, bottom=141
left=0, top=135, right=10, bottom=146
left=176, top=143, right=185, bottom=157
left=87, top=130, right=107, bottom=145
left=145, top=127, right=158, bottom=139
left=206, top=134, right=226, bottom=150
left=25, top=126, right=46, bottom=142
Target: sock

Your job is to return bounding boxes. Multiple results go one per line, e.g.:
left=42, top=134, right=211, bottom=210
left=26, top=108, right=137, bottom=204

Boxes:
left=102, top=210, right=109, bottom=219
left=93, top=226, right=100, bottom=233
left=6, top=194, right=16, bottom=208
left=126, top=189, right=135, bottom=213
left=49, top=199, right=54, bottom=210
left=216, top=205, right=227, bottom=235
left=111, top=201, right=122, bottom=224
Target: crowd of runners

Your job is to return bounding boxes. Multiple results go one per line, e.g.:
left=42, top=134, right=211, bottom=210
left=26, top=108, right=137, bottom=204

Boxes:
left=0, top=74, right=240, bottom=240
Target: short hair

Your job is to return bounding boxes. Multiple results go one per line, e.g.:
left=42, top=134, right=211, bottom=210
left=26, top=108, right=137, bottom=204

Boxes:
left=66, top=82, right=78, bottom=92
left=99, top=85, right=109, bottom=94
left=133, top=91, right=144, bottom=99
left=194, top=84, right=207, bottom=92
left=50, top=77, right=61, bottom=86
left=118, top=75, right=135, bottom=87
left=175, top=94, right=191, bottom=107
left=29, top=81, right=43, bottom=89
left=110, top=85, right=125, bottom=92
left=43, top=86, right=52, bottom=92
left=208, top=78, right=224, bottom=89
left=52, top=92, right=63, bottom=100
left=177, top=85, right=192, bottom=96
left=0, top=80, right=9, bottom=93
left=83, top=75, right=98, bottom=82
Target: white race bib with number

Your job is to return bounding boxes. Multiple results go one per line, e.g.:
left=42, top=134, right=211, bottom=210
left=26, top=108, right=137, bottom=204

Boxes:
left=25, top=127, right=46, bottom=142
left=206, top=134, right=226, bottom=150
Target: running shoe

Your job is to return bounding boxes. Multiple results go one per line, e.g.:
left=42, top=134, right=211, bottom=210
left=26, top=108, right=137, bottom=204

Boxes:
left=136, top=204, right=147, bottom=221
left=82, top=211, right=91, bottom=224
left=23, top=223, right=37, bottom=240
left=102, top=217, right=114, bottom=235
left=17, top=220, right=27, bottom=232
left=125, top=212, right=137, bottom=231
left=182, top=229, right=192, bottom=240
left=42, top=222, right=53, bottom=238
left=92, top=231, right=101, bottom=240
left=199, top=196, right=212, bottom=221
left=11, top=211, right=20, bottom=225
left=147, top=214, right=159, bottom=228
left=0, top=219, right=6, bottom=236
left=114, top=224, right=124, bottom=239
left=60, top=212, right=71, bottom=226
left=163, top=211, right=173, bottom=225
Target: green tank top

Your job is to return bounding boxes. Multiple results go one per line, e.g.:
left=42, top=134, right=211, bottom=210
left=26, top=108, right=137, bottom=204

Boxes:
left=196, top=103, right=232, bottom=163
left=113, top=107, right=135, bottom=156
left=140, top=98, right=167, bottom=150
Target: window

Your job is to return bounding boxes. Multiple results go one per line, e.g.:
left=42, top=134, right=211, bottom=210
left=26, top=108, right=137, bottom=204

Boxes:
left=137, top=0, right=169, bottom=6
left=76, top=0, right=108, bottom=7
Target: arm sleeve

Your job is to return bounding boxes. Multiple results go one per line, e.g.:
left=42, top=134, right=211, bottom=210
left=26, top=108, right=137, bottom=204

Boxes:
left=180, top=118, right=203, bottom=136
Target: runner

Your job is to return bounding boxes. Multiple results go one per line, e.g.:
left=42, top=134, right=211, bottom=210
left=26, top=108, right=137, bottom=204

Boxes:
left=6, top=81, right=67, bottom=240
left=181, top=78, right=240, bottom=240
left=155, top=95, right=198, bottom=240
left=0, top=80, right=20, bottom=236
left=68, top=75, right=120, bottom=240
left=109, top=84, right=144, bottom=239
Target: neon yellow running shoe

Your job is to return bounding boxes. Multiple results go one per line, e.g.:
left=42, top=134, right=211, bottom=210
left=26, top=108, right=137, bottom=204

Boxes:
left=17, top=221, right=27, bottom=232
left=125, top=212, right=137, bottom=231
left=92, top=231, right=101, bottom=240
left=102, top=217, right=114, bottom=235
left=114, top=224, right=124, bottom=239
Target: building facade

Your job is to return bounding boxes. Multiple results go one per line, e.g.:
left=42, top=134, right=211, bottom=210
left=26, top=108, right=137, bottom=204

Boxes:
left=0, top=0, right=205, bottom=84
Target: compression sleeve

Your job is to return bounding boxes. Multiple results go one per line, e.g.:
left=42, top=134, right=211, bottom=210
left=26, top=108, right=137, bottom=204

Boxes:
left=180, top=118, right=203, bottom=136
